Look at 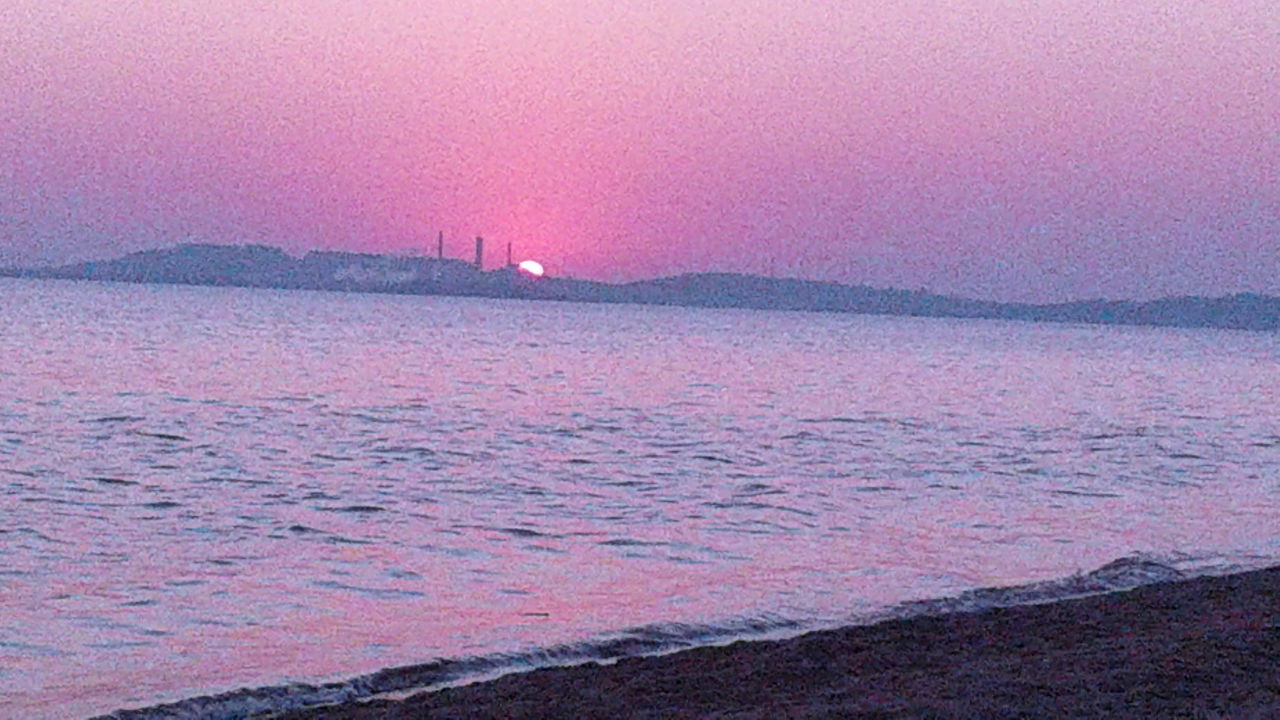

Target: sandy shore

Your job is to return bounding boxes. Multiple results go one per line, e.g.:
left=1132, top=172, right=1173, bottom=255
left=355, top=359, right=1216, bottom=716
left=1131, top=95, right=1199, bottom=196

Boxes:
left=269, top=567, right=1280, bottom=719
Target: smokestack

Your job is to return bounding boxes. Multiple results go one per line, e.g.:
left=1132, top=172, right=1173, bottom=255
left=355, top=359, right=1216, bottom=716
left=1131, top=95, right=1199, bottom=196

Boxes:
left=507, top=241, right=513, bottom=267
left=474, top=236, right=484, bottom=270
left=437, top=231, right=443, bottom=259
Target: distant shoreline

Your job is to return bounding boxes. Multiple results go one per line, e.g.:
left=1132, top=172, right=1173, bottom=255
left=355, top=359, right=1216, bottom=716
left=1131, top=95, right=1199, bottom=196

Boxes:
left=4, top=244, right=1278, bottom=331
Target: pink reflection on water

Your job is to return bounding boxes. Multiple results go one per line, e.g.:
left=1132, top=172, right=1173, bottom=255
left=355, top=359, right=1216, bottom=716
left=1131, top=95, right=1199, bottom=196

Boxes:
left=1, top=280, right=1278, bottom=718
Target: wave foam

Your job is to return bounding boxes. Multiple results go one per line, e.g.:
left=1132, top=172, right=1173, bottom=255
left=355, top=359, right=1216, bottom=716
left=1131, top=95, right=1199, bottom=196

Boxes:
left=88, top=554, right=1203, bottom=720
left=884, top=554, right=1184, bottom=621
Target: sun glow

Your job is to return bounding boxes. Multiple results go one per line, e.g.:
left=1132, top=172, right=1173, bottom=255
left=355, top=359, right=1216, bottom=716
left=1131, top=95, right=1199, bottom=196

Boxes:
left=517, top=260, right=545, bottom=277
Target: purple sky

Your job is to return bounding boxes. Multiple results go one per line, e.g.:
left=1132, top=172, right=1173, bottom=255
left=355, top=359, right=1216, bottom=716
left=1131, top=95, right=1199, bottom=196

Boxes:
left=2, top=1, right=1276, bottom=301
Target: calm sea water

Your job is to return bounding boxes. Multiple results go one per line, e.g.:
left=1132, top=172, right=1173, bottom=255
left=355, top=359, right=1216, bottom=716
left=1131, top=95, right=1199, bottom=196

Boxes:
left=1, top=278, right=1277, bottom=719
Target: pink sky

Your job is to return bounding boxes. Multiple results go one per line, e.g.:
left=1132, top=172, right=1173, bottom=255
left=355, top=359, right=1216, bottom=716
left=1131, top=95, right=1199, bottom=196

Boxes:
left=1, top=0, right=1276, bottom=301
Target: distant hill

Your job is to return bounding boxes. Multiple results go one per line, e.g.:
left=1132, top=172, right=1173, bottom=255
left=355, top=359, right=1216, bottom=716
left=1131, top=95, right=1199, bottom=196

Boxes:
left=609, top=273, right=1279, bottom=330
left=3, top=244, right=1277, bottom=331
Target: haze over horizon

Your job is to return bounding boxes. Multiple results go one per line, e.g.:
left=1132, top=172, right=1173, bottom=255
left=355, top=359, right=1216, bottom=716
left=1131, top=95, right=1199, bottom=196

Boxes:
left=3, top=1, right=1277, bottom=303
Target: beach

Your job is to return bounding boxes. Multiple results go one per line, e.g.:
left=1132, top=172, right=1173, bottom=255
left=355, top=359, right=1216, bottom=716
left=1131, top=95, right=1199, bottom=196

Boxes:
left=271, top=567, right=1280, bottom=719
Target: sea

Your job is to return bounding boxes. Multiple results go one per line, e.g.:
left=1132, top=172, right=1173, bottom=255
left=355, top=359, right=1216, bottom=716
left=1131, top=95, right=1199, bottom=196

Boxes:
left=1, top=277, right=1277, bottom=720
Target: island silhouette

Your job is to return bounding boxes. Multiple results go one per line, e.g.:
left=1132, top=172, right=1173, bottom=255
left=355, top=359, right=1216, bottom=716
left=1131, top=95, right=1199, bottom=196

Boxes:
left=3, top=243, right=1276, bottom=331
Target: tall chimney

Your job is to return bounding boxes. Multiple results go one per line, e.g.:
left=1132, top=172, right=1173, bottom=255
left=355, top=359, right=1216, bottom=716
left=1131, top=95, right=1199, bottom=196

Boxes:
left=507, top=241, right=513, bottom=267
left=474, top=236, right=484, bottom=270
left=437, top=231, right=443, bottom=259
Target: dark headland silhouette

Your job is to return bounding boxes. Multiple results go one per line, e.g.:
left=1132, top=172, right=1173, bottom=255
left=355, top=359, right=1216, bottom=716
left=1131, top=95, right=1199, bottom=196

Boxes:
left=3, top=243, right=1277, bottom=331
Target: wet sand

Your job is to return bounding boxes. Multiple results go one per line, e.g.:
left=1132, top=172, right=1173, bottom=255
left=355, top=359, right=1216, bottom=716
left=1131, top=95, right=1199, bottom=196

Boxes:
left=272, top=567, right=1280, bottom=719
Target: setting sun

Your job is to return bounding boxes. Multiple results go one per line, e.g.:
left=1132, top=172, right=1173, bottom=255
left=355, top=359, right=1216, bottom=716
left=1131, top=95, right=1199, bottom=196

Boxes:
left=517, top=260, right=545, bottom=277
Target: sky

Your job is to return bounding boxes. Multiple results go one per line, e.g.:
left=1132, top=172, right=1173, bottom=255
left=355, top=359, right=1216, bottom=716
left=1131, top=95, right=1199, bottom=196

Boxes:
left=1, top=1, right=1276, bottom=302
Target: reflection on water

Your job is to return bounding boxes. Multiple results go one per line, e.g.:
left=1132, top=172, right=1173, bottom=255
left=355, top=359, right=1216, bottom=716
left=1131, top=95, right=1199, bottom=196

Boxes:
left=1, top=278, right=1277, bottom=719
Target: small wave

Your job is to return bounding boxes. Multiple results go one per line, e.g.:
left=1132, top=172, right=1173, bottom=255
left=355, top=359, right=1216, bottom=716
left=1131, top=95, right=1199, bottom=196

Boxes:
left=311, top=453, right=354, bottom=462
left=733, top=482, right=780, bottom=496
left=195, top=477, right=271, bottom=486
left=798, top=416, right=928, bottom=430
left=703, top=500, right=816, bottom=517
left=13, top=527, right=67, bottom=544
left=326, top=411, right=397, bottom=425
left=324, top=535, right=373, bottom=546
left=692, top=454, right=734, bottom=464
left=887, top=554, right=1184, bottom=620
left=255, top=396, right=314, bottom=404
left=93, top=477, right=139, bottom=486
left=88, top=616, right=804, bottom=720
left=310, top=581, right=425, bottom=600
left=85, top=555, right=1210, bottom=720
left=370, top=445, right=436, bottom=456
left=131, top=431, right=190, bottom=442
left=598, top=538, right=667, bottom=547
left=0, top=640, right=65, bottom=658
left=1050, top=488, right=1123, bottom=498
left=284, top=524, right=327, bottom=535
left=489, top=526, right=555, bottom=539
left=324, top=505, right=388, bottom=514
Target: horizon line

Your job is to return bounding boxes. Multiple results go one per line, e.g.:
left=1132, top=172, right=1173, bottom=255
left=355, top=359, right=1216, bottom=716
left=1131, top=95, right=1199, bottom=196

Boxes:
left=3, top=239, right=1278, bottom=308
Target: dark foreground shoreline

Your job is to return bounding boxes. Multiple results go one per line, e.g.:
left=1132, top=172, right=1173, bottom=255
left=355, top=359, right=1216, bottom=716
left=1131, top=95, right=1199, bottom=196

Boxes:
left=268, top=567, right=1280, bottom=720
